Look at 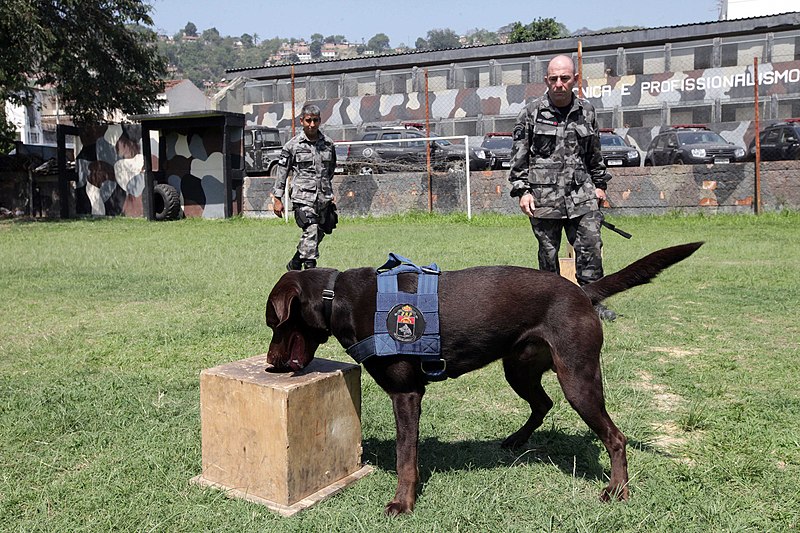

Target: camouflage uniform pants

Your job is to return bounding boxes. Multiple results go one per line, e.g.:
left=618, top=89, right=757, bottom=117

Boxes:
left=293, top=203, right=327, bottom=260
left=529, top=210, right=604, bottom=286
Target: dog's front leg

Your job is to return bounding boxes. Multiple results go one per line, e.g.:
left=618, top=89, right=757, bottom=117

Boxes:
left=385, top=390, right=423, bottom=515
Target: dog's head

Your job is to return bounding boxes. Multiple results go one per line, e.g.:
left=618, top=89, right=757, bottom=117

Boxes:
left=265, top=270, right=334, bottom=372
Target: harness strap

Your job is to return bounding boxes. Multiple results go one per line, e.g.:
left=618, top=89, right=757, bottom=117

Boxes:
left=322, top=271, right=339, bottom=332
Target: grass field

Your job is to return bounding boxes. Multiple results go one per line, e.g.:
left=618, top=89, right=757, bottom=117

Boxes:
left=1, top=212, right=799, bottom=531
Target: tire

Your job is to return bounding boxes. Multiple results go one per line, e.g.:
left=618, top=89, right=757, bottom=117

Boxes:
left=357, top=164, right=377, bottom=175
left=644, top=159, right=653, bottom=167
left=673, top=157, right=685, bottom=165
left=446, top=159, right=466, bottom=173
left=268, top=163, right=280, bottom=177
left=153, top=183, right=181, bottom=221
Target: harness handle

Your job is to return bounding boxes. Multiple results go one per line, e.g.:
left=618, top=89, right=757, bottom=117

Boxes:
left=377, top=252, right=440, bottom=275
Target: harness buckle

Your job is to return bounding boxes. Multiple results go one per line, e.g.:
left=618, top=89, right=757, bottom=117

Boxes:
left=322, top=289, right=335, bottom=301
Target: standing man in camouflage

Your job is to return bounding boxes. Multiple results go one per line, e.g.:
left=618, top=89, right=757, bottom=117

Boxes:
left=508, top=54, right=617, bottom=320
left=273, top=104, right=338, bottom=270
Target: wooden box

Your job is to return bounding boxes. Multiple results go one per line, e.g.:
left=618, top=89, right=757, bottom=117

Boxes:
left=191, top=355, right=372, bottom=516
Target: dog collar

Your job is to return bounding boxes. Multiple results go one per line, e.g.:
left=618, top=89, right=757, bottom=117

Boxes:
left=322, top=271, right=339, bottom=332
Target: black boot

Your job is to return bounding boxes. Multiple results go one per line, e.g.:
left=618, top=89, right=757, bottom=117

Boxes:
left=302, top=259, right=317, bottom=270
left=286, top=252, right=302, bottom=271
left=594, top=302, right=618, bottom=322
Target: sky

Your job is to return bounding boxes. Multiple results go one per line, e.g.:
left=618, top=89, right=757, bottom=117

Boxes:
left=147, top=0, right=727, bottom=47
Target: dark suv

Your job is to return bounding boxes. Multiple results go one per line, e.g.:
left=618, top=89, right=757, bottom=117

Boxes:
left=748, top=119, right=800, bottom=161
left=339, top=125, right=489, bottom=175
left=599, top=129, right=640, bottom=167
left=481, top=132, right=514, bottom=170
left=243, top=126, right=283, bottom=176
left=644, top=125, right=746, bottom=166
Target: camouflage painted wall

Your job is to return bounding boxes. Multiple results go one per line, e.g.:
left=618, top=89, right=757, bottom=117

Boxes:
left=158, top=127, right=241, bottom=218
left=243, top=162, right=800, bottom=218
left=242, top=60, right=800, bottom=149
left=75, top=124, right=145, bottom=217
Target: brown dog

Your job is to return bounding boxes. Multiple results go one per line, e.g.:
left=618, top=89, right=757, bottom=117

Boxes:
left=265, top=242, right=702, bottom=514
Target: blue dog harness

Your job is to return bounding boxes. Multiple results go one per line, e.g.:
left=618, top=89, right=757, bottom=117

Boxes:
left=346, top=253, right=447, bottom=381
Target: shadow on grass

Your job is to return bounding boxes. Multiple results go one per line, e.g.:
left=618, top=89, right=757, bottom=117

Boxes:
left=363, top=429, right=608, bottom=487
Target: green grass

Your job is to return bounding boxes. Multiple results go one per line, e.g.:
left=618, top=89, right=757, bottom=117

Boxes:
left=1, top=212, right=799, bottom=531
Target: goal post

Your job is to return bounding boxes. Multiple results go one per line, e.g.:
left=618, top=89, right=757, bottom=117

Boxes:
left=333, top=134, right=474, bottom=219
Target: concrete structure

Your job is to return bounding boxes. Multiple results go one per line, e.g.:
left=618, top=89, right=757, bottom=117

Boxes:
left=216, top=12, right=800, bottom=153
left=243, top=161, right=800, bottom=218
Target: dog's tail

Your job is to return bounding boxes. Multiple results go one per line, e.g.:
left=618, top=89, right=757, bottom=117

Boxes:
left=581, top=242, right=704, bottom=305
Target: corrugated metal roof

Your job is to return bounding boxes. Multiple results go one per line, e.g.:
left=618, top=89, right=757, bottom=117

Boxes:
left=226, top=11, right=799, bottom=77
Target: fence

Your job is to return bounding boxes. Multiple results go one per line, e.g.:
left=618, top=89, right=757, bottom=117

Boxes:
left=242, top=160, right=800, bottom=219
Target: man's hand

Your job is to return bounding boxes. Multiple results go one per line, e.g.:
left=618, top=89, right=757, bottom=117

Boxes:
left=595, top=188, right=607, bottom=202
left=519, top=192, right=535, bottom=217
left=273, top=197, right=284, bottom=218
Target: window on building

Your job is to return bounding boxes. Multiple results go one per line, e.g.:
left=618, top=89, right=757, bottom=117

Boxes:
left=308, top=77, right=340, bottom=99
left=694, top=45, right=713, bottom=69
left=721, top=102, right=755, bottom=122
left=596, top=111, right=613, bottom=129
left=625, top=52, right=643, bottom=75
left=770, top=32, right=800, bottom=63
left=497, top=59, right=529, bottom=86
left=721, top=43, right=738, bottom=67
left=622, top=108, right=661, bottom=128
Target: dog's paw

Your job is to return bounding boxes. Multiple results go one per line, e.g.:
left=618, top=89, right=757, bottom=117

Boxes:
left=500, top=431, right=530, bottom=450
left=384, top=500, right=413, bottom=516
left=600, top=484, right=629, bottom=502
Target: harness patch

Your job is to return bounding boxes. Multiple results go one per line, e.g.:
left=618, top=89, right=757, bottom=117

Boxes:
left=388, top=303, right=425, bottom=343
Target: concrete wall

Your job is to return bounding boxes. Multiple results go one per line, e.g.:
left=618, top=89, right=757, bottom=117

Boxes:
left=243, top=161, right=800, bottom=218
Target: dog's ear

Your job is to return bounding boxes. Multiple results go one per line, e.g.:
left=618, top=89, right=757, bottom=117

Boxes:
left=266, top=281, right=301, bottom=329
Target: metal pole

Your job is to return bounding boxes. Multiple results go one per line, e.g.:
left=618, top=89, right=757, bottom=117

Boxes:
left=291, top=65, right=296, bottom=138
left=465, top=136, right=472, bottom=220
left=425, top=68, right=432, bottom=213
left=577, top=40, right=583, bottom=98
left=753, top=57, right=762, bottom=215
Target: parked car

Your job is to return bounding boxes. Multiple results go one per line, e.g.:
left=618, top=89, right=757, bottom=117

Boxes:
left=748, top=118, right=800, bottom=161
left=243, top=126, right=283, bottom=176
left=480, top=132, right=514, bottom=170
left=644, top=124, right=746, bottom=166
left=599, top=129, right=641, bottom=167
left=338, top=125, right=489, bottom=174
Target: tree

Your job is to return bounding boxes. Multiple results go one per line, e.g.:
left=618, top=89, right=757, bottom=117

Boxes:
left=415, top=37, right=428, bottom=50
left=183, top=21, right=198, bottom=37
left=507, top=18, right=567, bottom=43
left=310, top=40, right=322, bottom=59
left=1, top=0, right=167, bottom=145
left=462, top=28, right=499, bottom=46
left=366, top=33, right=391, bottom=53
left=425, top=28, right=461, bottom=50
left=201, top=27, right=222, bottom=45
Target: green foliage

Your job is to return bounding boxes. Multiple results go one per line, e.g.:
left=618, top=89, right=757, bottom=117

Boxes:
left=424, top=28, right=462, bottom=50
left=0, top=0, right=166, bottom=143
left=183, top=21, right=197, bottom=37
left=367, top=33, right=391, bottom=52
left=1, top=212, right=799, bottom=530
left=508, top=17, right=569, bottom=43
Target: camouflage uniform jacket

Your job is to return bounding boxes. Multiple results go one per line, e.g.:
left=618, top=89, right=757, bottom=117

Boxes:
left=508, top=94, right=611, bottom=219
left=273, top=130, right=337, bottom=207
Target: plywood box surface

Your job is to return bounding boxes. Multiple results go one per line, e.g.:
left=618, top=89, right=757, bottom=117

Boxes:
left=193, top=355, right=370, bottom=514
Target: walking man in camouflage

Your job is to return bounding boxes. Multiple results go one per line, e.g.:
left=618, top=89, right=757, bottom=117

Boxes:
left=273, top=104, right=338, bottom=270
left=508, top=54, right=617, bottom=320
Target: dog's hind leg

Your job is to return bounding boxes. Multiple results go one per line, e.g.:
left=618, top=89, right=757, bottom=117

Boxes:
left=553, top=350, right=629, bottom=501
left=500, top=344, right=555, bottom=449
